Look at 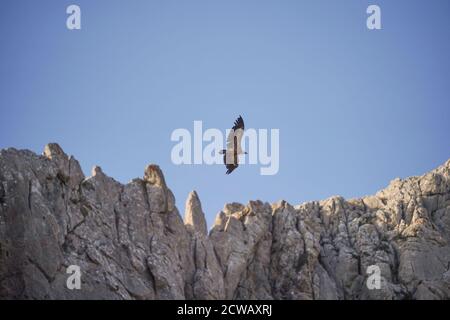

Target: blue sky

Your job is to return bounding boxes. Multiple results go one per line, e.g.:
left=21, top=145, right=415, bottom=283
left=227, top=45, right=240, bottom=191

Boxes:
left=1, top=0, right=449, bottom=228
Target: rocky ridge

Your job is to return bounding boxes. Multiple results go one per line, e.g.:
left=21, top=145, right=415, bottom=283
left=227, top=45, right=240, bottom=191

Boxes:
left=0, top=144, right=449, bottom=299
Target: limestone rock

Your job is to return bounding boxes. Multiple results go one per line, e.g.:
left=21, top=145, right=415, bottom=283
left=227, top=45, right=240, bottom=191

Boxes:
left=1, top=144, right=449, bottom=300
left=184, top=191, right=208, bottom=236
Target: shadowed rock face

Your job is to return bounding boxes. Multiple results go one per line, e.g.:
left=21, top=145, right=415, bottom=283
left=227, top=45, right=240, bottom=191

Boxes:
left=0, top=144, right=449, bottom=300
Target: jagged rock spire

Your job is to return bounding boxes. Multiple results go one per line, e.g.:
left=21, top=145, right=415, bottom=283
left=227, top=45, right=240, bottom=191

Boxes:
left=144, top=164, right=167, bottom=189
left=43, top=142, right=84, bottom=185
left=91, top=165, right=104, bottom=177
left=184, top=191, right=207, bottom=236
left=43, top=142, right=67, bottom=160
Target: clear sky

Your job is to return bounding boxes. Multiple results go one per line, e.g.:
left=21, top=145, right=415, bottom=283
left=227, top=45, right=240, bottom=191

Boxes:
left=1, top=0, right=449, bottom=228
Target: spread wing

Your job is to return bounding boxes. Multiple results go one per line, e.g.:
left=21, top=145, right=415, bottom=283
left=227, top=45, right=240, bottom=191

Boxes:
left=226, top=115, right=245, bottom=153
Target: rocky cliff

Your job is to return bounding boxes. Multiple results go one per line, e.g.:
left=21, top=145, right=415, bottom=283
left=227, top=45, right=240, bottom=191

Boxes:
left=0, top=144, right=449, bottom=300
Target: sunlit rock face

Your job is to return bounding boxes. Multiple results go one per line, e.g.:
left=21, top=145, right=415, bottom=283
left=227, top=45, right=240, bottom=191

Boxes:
left=0, top=144, right=449, bottom=299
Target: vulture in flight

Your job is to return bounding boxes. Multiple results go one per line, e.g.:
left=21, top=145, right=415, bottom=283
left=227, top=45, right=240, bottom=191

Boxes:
left=219, top=115, right=247, bottom=174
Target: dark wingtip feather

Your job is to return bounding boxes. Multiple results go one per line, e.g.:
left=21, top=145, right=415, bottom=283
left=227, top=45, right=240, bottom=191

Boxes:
left=225, top=166, right=236, bottom=174
left=232, top=115, right=245, bottom=131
